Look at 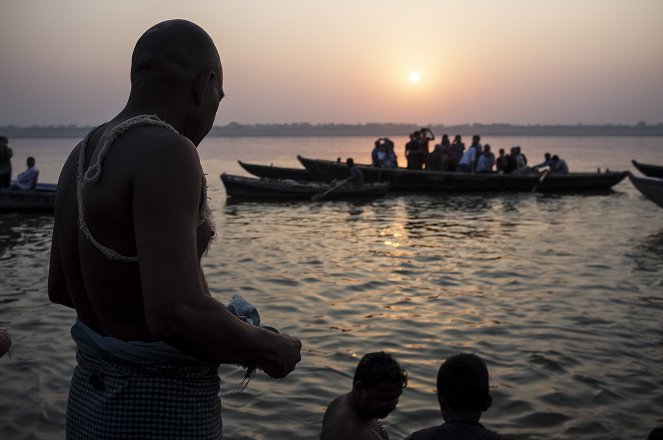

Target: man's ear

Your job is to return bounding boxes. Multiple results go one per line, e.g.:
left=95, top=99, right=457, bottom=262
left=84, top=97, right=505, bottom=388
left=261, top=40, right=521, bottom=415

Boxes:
left=482, top=394, right=493, bottom=412
left=353, top=381, right=366, bottom=397
left=191, top=72, right=214, bottom=105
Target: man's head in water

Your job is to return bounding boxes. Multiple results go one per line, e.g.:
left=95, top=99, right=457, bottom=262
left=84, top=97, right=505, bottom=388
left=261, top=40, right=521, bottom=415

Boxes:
left=128, top=19, right=224, bottom=145
left=436, top=353, right=492, bottom=422
left=352, top=352, right=407, bottom=419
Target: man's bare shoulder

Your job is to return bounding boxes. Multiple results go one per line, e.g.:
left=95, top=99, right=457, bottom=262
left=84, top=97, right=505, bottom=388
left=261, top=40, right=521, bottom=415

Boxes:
left=322, top=394, right=368, bottom=440
left=122, top=127, right=199, bottom=162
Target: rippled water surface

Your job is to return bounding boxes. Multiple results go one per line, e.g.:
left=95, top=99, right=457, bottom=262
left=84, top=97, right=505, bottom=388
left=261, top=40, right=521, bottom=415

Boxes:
left=1, top=136, right=662, bottom=439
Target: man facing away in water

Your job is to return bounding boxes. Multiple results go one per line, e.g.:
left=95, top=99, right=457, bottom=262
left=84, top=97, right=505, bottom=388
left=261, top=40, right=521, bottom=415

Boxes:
left=321, top=352, right=407, bottom=440
left=404, top=353, right=505, bottom=440
left=48, top=19, right=301, bottom=439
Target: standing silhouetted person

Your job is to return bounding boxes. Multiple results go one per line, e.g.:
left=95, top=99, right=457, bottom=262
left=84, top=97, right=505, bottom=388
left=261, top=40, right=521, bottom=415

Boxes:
left=405, top=353, right=505, bottom=440
left=48, top=19, right=301, bottom=439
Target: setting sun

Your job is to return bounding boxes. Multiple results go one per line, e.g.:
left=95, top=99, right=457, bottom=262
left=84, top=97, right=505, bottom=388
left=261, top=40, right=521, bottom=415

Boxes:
left=409, top=72, right=420, bottom=83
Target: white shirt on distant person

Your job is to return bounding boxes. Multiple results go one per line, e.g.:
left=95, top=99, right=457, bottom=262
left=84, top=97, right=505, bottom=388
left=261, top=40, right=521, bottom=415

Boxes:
left=16, top=166, right=39, bottom=190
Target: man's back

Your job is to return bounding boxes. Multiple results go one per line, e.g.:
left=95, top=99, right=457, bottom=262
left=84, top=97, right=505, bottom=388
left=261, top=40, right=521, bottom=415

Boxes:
left=406, top=420, right=506, bottom=440
left=50, top=120, right=210, bottom=341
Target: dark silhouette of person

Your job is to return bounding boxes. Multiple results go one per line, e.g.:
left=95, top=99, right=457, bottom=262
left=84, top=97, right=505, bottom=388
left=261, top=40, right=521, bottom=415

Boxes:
left=0, top=136, right=13, bottom=188
left=48, top=19, right=301, bottom=439
left=347, top=157, right=365, bottom=186
left=321, top=352, right=407, bottom=440
left=404, top=353, right=506, bottom=440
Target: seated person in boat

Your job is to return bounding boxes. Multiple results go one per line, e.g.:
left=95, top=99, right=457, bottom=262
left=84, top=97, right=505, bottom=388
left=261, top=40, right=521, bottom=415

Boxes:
left=383, top=138, right=398, bottom=168
left=549, top=155, right=569, bottom=175
left=458, top=135, right=481, bottom=173
left=451, top=135, right=465, bottom=169
left=404, top=353, right=506, bottom=440
left=11, top=156, right=39, bottom=190
left=426, top=143, right=445, bottom=171
left=347, top=158, right=365, bottom=186
left=495, top=148, right=508, bottom=174
left=506, top=146, right=532, bottom=175
left=372, top=138, right=387, bottom=167
left=321, top=351, right=407, bottom=440
left=476, top=144, right=495, bottom=173
left=533, top=152, right=553, bottom=170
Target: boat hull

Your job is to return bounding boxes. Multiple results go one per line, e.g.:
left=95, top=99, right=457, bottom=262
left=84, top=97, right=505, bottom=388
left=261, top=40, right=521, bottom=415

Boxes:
left=298, top=156, right=627, bottom=193
left=632, top=160, right=663, bottom=178
left=239, top=161, right=325, bottom=182
left=221, top=174, right=389, bottom=200
left=0, top=183, right=56, bottom=212
left=628, top=173, right=663, bottom=208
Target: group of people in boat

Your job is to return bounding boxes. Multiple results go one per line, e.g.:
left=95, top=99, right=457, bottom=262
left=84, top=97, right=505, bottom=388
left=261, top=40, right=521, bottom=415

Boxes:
left=0, top=136, right=40, bottom=190
left=370, top=130, right=570, bottom=176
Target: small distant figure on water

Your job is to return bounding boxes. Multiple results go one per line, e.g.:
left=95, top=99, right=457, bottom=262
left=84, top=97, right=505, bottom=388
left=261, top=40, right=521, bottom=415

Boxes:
left=321, top=351, right=407, bottom=440
left=11, top=156, right=39, bottom=190
left=406, top=128, right=434, bottom=170
left=451, top=135, right=465, bottom=167
left=404, top=353, right=506, bottom=440
left=476, top=144, right=495, bottom=173
left=383, top=138, right=398, bottom=168
left=347, top=157, right=365, bottom=186
left=533, top=152, right=553, bottom=170
left=372, top=138, right=387, bottom=167
left=0, top=136, right=13, bottom=188
left=458, top=135, right=481, bottom=173
left=495, top=148, right=508, bottom=174
left=48, top=19, right=301, bottom=439
left=549, top=154, right=569, bottom=175
left=372, top=137, right=397, bottom=168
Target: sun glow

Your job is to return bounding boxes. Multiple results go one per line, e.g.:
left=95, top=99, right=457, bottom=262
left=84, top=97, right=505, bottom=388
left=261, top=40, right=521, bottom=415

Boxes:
left=409, top=72, right=420, bottom=83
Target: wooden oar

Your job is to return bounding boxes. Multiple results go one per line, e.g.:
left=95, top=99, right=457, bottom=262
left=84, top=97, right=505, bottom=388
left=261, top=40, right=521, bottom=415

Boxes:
left=532, top=168, right=550, bottom=192
left=311, top=178, right=350, bottom=201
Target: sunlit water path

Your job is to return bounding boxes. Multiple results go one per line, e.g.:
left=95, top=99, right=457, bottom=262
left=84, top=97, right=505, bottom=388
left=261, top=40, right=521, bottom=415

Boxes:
left=1, top=136, right=662, bottom=439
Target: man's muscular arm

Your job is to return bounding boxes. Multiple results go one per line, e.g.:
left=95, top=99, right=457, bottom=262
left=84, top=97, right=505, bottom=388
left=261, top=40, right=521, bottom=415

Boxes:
left=133, top=134, right=300, bottom=376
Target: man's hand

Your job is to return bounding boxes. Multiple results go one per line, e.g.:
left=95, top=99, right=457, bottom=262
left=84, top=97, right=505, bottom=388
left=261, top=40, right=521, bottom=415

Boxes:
left=260, top=333, right=302, bottom=378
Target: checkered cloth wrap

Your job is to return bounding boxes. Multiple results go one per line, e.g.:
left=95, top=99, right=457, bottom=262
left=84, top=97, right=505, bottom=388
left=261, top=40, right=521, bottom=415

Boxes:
left=66, top=321, right=223, bottom=439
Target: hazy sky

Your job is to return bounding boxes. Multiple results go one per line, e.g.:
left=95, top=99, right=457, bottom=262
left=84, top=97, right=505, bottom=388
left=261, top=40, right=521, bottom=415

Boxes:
left=1, top=0, right=662, bottom=126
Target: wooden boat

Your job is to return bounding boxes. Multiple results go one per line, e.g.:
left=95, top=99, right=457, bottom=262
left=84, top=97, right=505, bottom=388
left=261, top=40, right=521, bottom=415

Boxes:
left=632, top=160, right=663, bottom=178
left=220, top=174, right=389, bottom=200
left=628, top=173, right=663, bottom=208
left=239, top=161, right=324, bottom=182
left=298, top=156, right=628, bottom=193
left=0, top=183, right=56, bottom=212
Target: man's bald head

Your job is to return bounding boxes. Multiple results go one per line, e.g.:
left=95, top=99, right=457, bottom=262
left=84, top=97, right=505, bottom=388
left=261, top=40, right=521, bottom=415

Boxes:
left=130, top=19, right=220, bottom=88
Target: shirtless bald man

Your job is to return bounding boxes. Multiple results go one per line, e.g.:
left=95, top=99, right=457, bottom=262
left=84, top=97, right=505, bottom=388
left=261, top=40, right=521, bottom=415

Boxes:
left=48, top=19, right=301, bottom=439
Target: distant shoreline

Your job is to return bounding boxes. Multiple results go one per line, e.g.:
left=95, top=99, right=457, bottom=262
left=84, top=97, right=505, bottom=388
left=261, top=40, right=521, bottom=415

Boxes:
left=2, top=122, right=663, bottom=138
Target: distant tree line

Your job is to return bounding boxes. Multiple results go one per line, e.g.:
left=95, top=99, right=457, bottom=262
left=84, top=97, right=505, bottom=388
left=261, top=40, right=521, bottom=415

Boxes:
left=2, top=121, right=663, bottom=138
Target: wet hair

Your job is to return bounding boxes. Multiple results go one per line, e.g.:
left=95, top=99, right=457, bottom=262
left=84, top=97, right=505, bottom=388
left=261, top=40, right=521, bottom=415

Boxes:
left=354, top=352, right=407, bottom=391
left=648, top=427, right=663, bottom=440
left=437, top=353, right=490, bottom=411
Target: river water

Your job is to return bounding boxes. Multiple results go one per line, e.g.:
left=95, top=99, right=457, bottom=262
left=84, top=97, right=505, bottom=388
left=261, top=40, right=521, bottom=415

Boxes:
left=1, top=135, right=662, bottom=440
